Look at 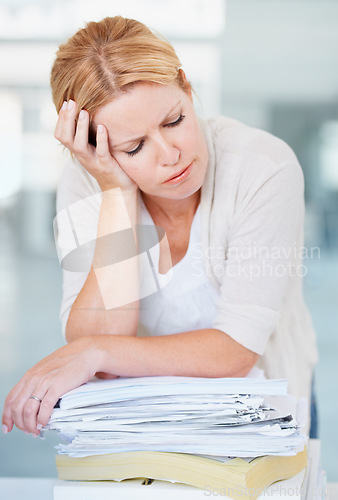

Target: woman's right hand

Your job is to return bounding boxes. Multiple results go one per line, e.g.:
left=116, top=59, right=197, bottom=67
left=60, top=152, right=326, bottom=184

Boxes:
left=54, top=100, right=137, bottom=193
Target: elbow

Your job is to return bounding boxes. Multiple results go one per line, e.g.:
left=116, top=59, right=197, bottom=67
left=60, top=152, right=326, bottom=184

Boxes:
left=219, top=351, right=259, bottom=378
left=64, top=310, right=96, bottom=343
left=213, top=330, right=260, bottom=378
left=235, top=350, right=260, bottom=377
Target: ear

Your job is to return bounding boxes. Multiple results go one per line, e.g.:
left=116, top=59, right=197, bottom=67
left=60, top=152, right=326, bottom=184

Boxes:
left=178, top=69, right=193, bottom=99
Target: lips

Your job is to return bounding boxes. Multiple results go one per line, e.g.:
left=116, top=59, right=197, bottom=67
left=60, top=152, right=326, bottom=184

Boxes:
left=164, top=163, right=192, bottom=184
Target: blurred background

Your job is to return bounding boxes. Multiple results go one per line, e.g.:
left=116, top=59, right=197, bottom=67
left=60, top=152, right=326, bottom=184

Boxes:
left=0, top=0, right=337, bottom=482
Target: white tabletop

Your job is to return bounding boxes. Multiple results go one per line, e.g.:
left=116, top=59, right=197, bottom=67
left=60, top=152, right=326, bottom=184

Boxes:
left=1, top=477, right=338, bottom=500
left=0, top=478, right=55, bottom=500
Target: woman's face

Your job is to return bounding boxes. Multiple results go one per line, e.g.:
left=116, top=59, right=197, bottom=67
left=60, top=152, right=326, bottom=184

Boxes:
left=93, top=82, right=209, bottom=201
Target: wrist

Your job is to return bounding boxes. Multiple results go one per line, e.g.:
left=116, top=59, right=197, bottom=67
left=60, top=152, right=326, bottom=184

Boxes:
left=98, top=187, right=138, bottom=236
left=98, top=180, right=138, bottom=195
left=100, top=186, right=138, bottom=204
left=92, top=335, right=119, bottom=374
left=76, top=335, right=109, bottom=375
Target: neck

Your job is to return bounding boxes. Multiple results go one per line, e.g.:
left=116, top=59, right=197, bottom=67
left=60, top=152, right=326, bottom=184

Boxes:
left=141, top=190, right=200, bottom=225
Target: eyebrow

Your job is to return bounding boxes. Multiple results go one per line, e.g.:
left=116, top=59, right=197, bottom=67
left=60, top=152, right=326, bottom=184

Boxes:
left=112, top=100, right=182, bottom=148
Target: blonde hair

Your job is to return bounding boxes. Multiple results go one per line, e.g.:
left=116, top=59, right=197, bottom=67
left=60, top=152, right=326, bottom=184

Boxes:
left=50, top=16, right=189, bottom=121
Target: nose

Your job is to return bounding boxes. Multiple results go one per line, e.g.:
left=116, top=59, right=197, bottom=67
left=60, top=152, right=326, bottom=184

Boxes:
left=157, top=136, right=180, bottom=166
left=163, top=151, right=180, bottom=166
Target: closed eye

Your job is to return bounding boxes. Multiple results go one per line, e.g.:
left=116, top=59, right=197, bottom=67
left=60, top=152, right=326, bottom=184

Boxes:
left=124, top=114, right=185, bottom=157
left=165, top=114, right=185, bottom=128
left=126, top=140, right=145, bottom=157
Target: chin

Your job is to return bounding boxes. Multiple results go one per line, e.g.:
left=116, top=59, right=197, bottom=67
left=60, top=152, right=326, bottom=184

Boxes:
left=166, top=181, right=203, bottom=200
left=179, top=169, right=206, bottom=199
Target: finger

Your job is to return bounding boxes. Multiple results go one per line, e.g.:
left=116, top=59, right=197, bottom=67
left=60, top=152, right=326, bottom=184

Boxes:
left=8, top=394, right=28, bottom=432
left=37, top=387, right=64, bottom=430
left=9, top=379, right=42, bottom=433
left=54, top=100, right=77, bottom=148
left=22, top=374, right=58, bottom=434
left=4, top=368, right=45, bottom=434
left=73, top=109, right=94, bottom=160
left=21, top=376, right=51, bottom=434
left=2, top=397, right=14, bottom=434
left=22, top=396, right=44, bottom=435
left=96, top=124, right=112, bottom=166
left=2, top=378, right=29, bottom=433
left=54, top=101, right=69, bottom=142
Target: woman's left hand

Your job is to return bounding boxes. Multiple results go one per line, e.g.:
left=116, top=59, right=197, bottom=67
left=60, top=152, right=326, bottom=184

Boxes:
left=2, top=336, right=108, bottom=436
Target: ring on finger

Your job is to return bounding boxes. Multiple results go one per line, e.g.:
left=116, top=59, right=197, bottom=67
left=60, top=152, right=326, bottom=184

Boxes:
left=29, top=395, right=42, bottom=403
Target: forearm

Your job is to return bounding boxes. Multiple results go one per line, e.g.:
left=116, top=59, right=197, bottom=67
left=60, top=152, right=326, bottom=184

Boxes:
left=94, top=329, right=259, bottom=378
left=1, top=329, right=258, bottom=435
left=66, top=188, right=139, bottom=342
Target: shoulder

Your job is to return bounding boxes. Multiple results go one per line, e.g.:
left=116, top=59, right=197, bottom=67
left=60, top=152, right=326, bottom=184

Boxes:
left=203, top=115, right=299, bottom=168
left=56, top=156, right=101, bottom=213
left=201, top=116, right=304, bottom=198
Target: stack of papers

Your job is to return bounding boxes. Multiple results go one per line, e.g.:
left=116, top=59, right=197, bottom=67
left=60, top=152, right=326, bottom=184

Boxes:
left=46, top=375, right=306, bottom=459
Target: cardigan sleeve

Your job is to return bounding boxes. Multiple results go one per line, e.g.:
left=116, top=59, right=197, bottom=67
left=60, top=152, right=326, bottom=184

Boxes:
left=212, top=159, right=305, bottom=355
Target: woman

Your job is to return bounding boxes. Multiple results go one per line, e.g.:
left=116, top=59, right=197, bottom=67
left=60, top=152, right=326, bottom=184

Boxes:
left=2, top=16, right=318, bottom=438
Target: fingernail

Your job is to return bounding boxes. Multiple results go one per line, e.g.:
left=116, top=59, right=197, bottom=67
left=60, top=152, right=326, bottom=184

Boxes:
left=68, top=100, right=75, bottom=110
left=2, top=424, right=8, bottom=434
left=97, top=124, right=104, bottom=134
left=37, top=423, right=43, bottom=431
left=79, top=110, right=85, bottom=120
left=24, top=431, right=29, bottom=435
left=61, top=101, right=67, bottom=111
left=32, top=433, right=38, bottom=438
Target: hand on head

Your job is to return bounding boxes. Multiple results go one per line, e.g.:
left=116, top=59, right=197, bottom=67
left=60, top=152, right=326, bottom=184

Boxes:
left=54, top=99, right=137, bottom=193
left=50, top=16, right=191, bottom=195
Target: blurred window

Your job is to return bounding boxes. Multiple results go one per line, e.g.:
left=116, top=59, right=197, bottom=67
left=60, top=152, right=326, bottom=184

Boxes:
left=0, top=92, right=22, bottom=200
left=320, top=121, right=338, bottom=191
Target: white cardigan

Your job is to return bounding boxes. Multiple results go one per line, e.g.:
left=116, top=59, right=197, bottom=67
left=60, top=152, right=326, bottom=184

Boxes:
left=56, top=115, right=318, bottom=429
left=199, top=116, right=318, bottom=416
